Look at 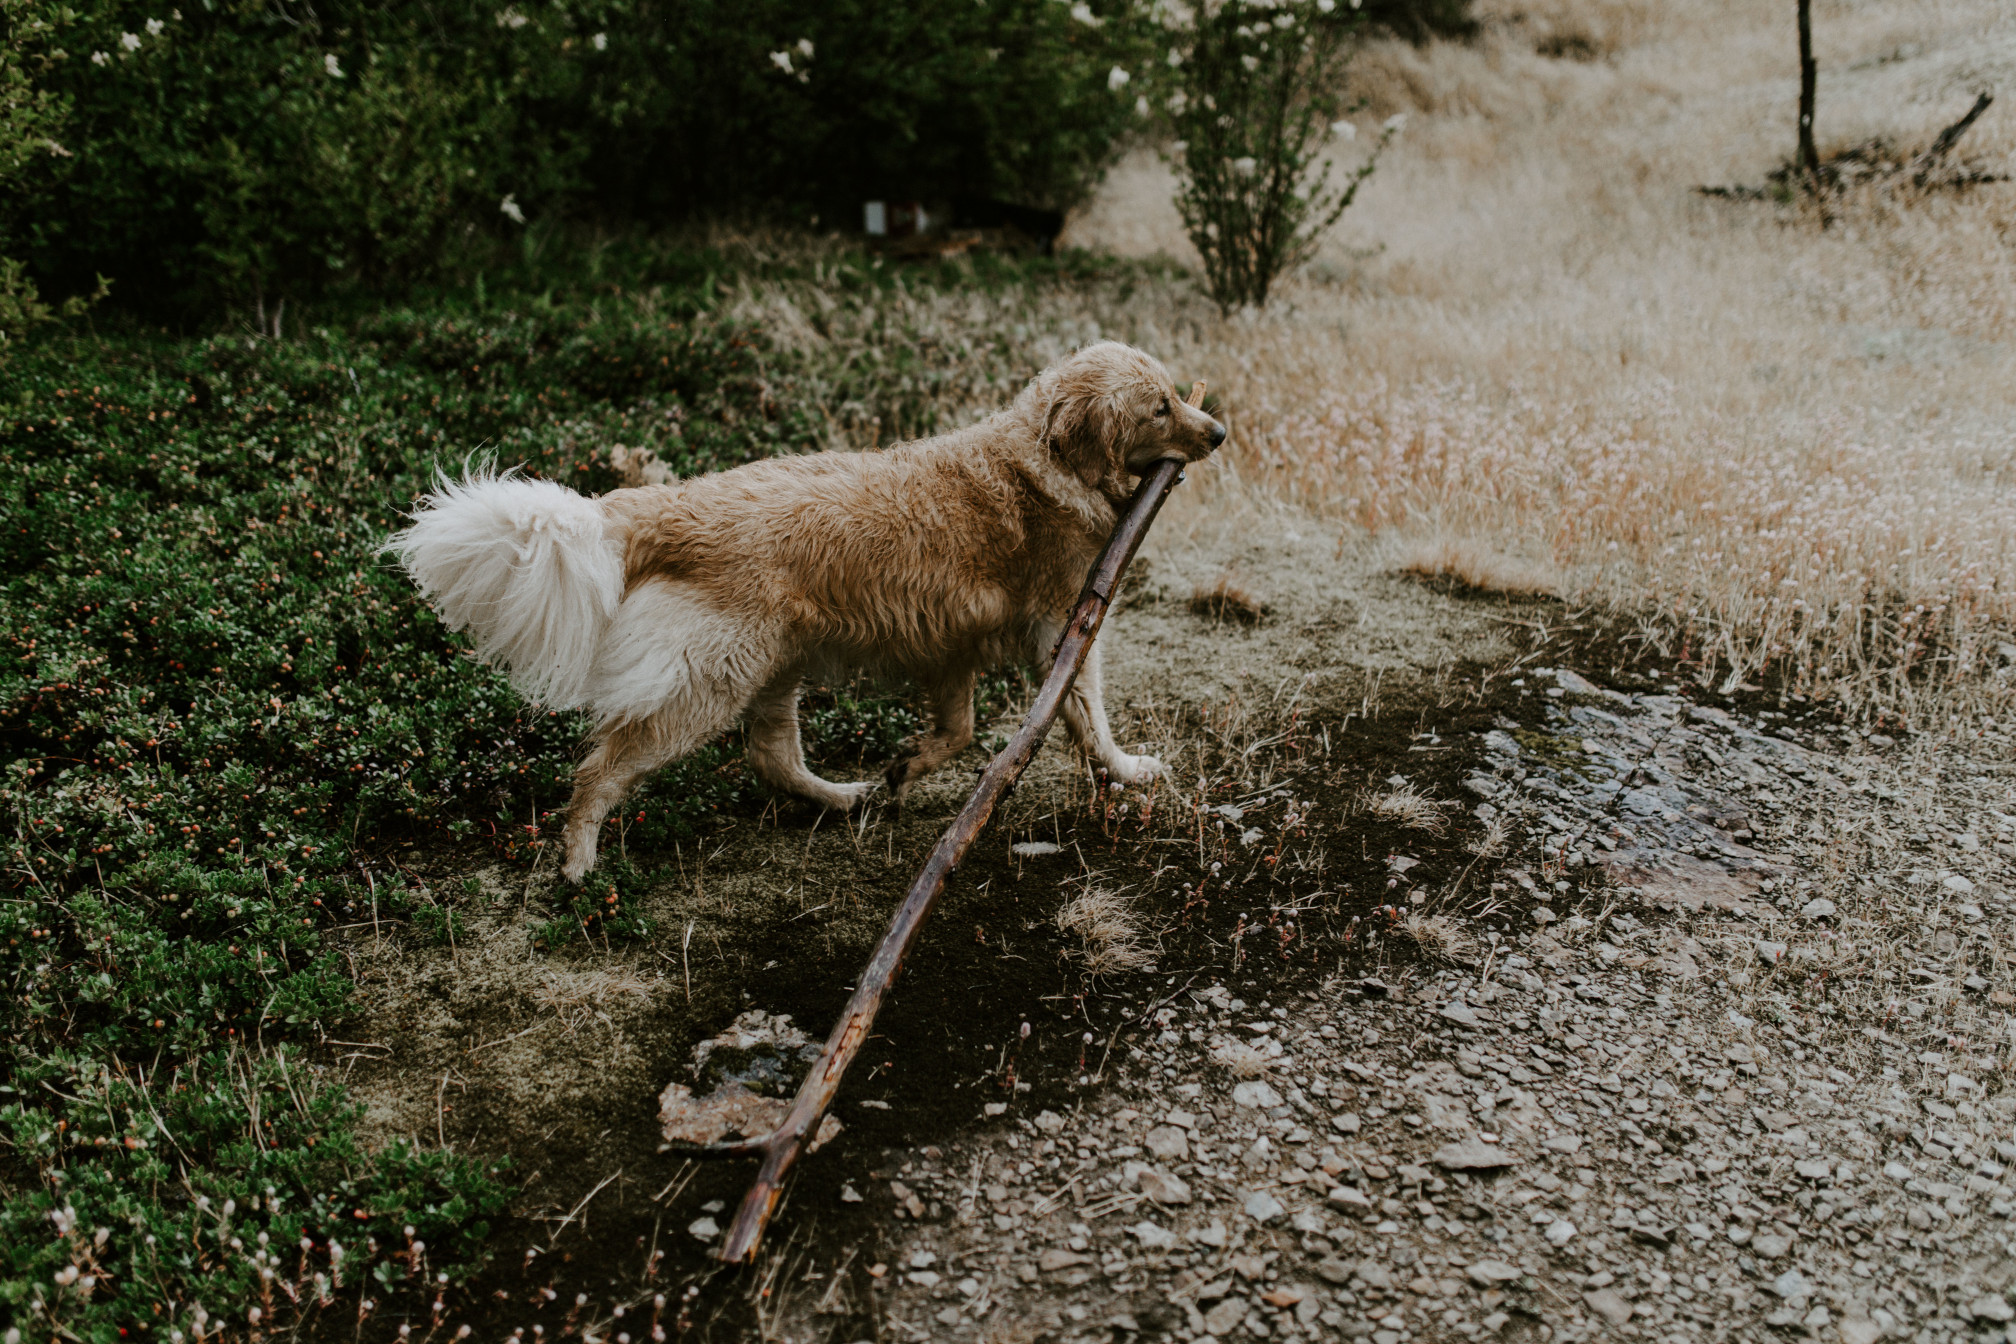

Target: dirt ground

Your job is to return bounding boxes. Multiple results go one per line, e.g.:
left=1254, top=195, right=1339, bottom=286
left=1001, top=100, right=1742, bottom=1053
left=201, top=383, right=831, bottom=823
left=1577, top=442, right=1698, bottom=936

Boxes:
left=320, top=479, right=2016, bottom=1343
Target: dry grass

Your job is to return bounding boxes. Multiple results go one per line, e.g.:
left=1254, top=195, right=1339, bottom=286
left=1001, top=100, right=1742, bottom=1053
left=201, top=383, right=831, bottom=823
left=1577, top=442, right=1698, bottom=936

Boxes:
left=1188, top=575, right=1270, bottom=624
left=1365, top=781, right=1459, bottom=834
left=1393, top=534, right=1560, bottom=598
left=1401, top=913, right=1478, bottom=964
left=1057, top=0, right=2016, bottom=728
left=531, top=966, right=654, bottom=1031
left=1055, top=885, right=1154, bottom=978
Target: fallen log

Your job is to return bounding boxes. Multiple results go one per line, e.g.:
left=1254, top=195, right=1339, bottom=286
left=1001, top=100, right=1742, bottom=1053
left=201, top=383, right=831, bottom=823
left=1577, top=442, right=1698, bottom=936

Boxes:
left=667, top=381, right=1208, bottom=1265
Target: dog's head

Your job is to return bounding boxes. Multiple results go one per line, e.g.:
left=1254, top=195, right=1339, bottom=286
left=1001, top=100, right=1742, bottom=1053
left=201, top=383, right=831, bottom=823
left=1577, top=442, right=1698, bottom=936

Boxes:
left=1032, top=342, right=1227, bottom=494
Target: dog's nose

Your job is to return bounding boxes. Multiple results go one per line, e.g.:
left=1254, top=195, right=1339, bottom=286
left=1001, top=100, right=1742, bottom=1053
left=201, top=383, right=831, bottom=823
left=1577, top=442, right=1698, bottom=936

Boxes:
left=1208, top=421, right=1227, bottom=447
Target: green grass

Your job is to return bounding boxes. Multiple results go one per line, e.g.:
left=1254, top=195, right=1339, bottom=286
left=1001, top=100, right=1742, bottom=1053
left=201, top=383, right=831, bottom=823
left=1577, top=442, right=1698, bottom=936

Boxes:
left=0, top=239, right=1134, bottom=1340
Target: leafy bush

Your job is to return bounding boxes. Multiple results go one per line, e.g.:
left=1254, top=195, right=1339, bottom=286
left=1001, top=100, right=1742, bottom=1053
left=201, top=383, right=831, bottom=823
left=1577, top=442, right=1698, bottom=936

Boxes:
left=1160, top=0, right=1400, bottom=312
left=0, top=1, right=79, bottom=346
left=11, top=0, right=1153, bottom=319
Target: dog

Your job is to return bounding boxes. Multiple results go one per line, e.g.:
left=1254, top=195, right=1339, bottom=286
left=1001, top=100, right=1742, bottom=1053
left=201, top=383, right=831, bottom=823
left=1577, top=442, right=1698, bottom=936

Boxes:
left=387, top=341, right=1227, bottom=881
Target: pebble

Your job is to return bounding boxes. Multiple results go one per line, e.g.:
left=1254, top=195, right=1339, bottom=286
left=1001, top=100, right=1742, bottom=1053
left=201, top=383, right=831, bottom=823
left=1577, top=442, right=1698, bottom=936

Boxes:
left=1243, top=1191, right=1287, bottom=1225
left=1432, top=1137, right=1521, bottom=1170
left=1466, top=1260, right=1524, bottom=1286
left=1231, top=1080, right=1283, bottom=1109
left=1129, top=1221, right=1178, bottom=1252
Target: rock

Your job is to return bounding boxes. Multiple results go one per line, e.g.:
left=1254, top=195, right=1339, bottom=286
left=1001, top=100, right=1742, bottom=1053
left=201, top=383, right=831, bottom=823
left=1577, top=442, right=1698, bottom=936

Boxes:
left=1544, top=1219, right=1577, bottom=1247
left=1033, top=1109, right=1067, bottom=1134
left=687, top=1217, right=720, bottom=1241
left=1432, top=1138, right=1520, bottom=1171
left=1202, top=1297, right=1248, bottom=1336
left=1838, top=1319, right=1883, bottom=1344
left=1129, top=1221, right=1178, bottom=1252
left=1944, top=874, right=1976, bottom=894
left=1332, top=1111, right=1363, bottom=1135
left=1261, top=1286, right=1306, bottom=1308
left=1883, top=1161, right=1913, bottom=1182
left=1232, top=1080, right=1284, bottom=1109
left=840, top=1182, right=862, bottom=1203
left=1138, top=1167, right=1193, bottom=1205
left=1970, top=1295, right=2016, bottom=1323
left=1145, top=1125, right=1191, bottom=1162
left=1584, top=1289, right=1634, bottom=1326
left=1801, top=897, right=1836, bottom=919
left=1039, top=1248, right=1092, bottom=1272
left=1467, top=1260, right=1524, bottom=1286
left=1754, top=940, right=1787, bottom=963
left=1793, top=1158, right=1831, bottom=1180
left=1532, top=908, right=1557, bottom=925
left=1440, top=1002, right=1484, bottom=1029
left=1244, top=1191, right=1287, bottom=1225
left=1327, top=1185, right=1374, bottom=1212
left=1315, top=1257, right=1357, bottom=1286
left=1751, top=1232, right=1793, bottom=1259
left=1189, top=1219, right=1229, bottom=1248
left=1772, top=1269, right=1811, bottom=1301
left=1542, top=1134, right=1583, bottom=1155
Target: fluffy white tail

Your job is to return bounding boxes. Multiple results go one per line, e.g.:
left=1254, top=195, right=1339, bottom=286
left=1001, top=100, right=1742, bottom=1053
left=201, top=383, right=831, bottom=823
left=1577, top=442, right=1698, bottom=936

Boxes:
left=386, top=471, right=623, bottom=710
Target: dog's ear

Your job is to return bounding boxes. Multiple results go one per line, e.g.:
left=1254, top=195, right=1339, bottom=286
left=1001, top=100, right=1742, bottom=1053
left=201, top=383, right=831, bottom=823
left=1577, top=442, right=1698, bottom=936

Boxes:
left=1045, top=386, right=1122, bottom=490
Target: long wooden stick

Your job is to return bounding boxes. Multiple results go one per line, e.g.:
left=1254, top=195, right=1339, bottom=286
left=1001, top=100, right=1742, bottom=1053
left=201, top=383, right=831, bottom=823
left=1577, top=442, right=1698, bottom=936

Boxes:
left=690, top=383, right=1206, bottom=1265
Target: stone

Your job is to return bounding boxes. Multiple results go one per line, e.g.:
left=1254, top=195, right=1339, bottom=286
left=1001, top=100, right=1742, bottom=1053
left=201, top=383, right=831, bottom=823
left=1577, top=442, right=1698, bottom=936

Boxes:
left=1467, top=1260, right=1525, bottom=1286
left=1261, top=1287, right=1307, bottom=1308
left=1139, top=1167, right=1193, bottom=1205
left=1432, top=1138, right=1521, bottom=1171
left=1542, top=1134, right=1583, bottom=1155
left=1544, top=1219, right=1578, bottom=1247
left=1129, top=1220, right=1178, bottom=1252
left=687, top=1216, right=720, bottom=1241
left=1971, top=1295, right=2016, bottom=1323
left=1838, top=1319, right=1883, bottom=1344
left=1772, top=1269, right=1811, bottom=1301
left=1327, top=1185, right=1374, bottom=1212
left=1145, top=1125, right=1191, bottom=1162
left=1039, top=1248, right=1091, bottom=1272
left=1189, top=1219, right=1230, bottom=1248
left=1751, top=1232, right=1793, bottom=1259
left=1584, top=1289, right=1634, bottom=1326
left=1314, top=1257, right=1357, bottom=1286
left=1202, top=1296, right=1248, bottom=1337
left=1332, top=1111, right=1363, bottom=1135
left=1801, top=897, right=1836, bottom=919
left=1944, top=874, right=1976, bottom=894
left=1033, top=1109, right=1067, bottom=1134
left=1233, top=1080, right=1284, bottom=1109
left=1244, top=1191, right=1288, bottom=1224
left=1793, top=1158, right=1832, bottom=1180
left=1441, top=1003, right=1484, bottom=1029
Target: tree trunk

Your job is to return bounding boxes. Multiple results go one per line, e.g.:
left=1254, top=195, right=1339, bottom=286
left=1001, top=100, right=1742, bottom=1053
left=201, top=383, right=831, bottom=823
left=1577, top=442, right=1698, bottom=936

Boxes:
left=1796, top=0, right=1819, bottom=184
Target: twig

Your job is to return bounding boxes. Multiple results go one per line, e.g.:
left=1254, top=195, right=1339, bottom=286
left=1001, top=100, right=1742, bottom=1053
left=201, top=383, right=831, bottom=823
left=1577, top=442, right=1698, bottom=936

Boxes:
left=545, top=1169, right=622, bottom=1247
left=1915, top=92, right=1994, bottom=184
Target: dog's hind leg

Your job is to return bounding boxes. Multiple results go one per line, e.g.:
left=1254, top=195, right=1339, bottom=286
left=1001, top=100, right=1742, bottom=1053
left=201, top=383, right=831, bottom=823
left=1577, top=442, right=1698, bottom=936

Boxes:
left=561, top=700, right=739, bottom=882
left=884, top=666, right=979, bottom=799
left=1058, top=637, right=1162, bottom=785
left=746, top=676, right=878, bottom=812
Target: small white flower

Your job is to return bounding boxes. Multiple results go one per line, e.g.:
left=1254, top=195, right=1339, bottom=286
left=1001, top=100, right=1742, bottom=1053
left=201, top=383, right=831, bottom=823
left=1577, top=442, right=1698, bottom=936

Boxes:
left=90, top=50, right=108, bottom=65
left=1107, top=65, right=1130, bottom=91
left=499, top=194, right=525, bottom=224
left=145, top=17, right=164, bottom=36
left=1166, top=90, right=1188, bottom=114
left=795, top=38, right=814, bottom=58
left=1316, top=0, right=1334, bottom=11
left=1383, top=112, right=1407, bottom=133
left=1231, top=156, right=1257, bottom=177
left=1069, top=3, right=1102, bottom=26
left=591, top=32, right=606, bottom=50
left=1241, top=53, right=1259, bottom=71
left=1166, top=47, right=1183, bottom=68
left=1134, top=95, right=1150, bottom=117
left=1330, top=118, right=1356, bottom=140
left=324, top=52, right=342, bottom=77
left=119, top=31, right=141, bottom=51
left=768, top=49, right=793, bottom=74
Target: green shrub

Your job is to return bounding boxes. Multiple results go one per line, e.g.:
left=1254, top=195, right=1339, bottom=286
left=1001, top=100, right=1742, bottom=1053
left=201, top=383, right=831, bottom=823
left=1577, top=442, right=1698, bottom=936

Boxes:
left=11, top=1, right=1154, bottom=320
left=0, top=1, right=79, bottom=346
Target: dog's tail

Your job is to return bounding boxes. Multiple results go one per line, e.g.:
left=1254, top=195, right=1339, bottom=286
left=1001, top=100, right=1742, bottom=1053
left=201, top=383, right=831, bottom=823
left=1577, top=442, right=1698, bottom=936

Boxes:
left=385, top=470, right=622, bottom=710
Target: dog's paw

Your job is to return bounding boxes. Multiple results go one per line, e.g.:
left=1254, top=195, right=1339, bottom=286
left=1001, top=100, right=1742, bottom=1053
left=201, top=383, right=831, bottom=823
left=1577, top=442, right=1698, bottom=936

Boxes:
left=1105, top=752, right=1165, bottom=785
left=883, top=755, right=919, bottom=798
left=823, top=779, right=880, bottom=811
left=561, top=844, right=598, bottom=884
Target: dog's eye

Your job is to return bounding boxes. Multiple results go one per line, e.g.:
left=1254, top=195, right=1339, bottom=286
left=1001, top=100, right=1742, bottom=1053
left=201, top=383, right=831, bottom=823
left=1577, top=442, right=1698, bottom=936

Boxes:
left=1155, top=398, right=1170, bottom=417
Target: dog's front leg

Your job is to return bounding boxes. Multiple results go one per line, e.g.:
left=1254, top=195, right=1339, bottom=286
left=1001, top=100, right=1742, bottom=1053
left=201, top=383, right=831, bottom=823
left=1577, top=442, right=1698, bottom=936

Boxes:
left=1060, top=637, right=1162, bottom=784
left=885, top=666, right=980, bottom=798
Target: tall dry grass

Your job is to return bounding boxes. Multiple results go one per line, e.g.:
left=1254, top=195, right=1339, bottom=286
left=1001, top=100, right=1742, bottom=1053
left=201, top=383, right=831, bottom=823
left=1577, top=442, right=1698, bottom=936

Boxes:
left=730, top=0, right=2016, bottom=726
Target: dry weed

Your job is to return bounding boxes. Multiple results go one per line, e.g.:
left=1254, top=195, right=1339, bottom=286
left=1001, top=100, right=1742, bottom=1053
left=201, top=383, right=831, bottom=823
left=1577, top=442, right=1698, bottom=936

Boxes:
left=1365, top=782, right=1458, bottom=834
left=1394, top=534, right=1560, bottom=598
left=1402, top=913, right=1477, bottom=963
left=532, top=967, right=654, bottom=1030
left=1188, top=575, right=1270, bottom=624
left=1209, top=1040, right=1275, bottom=1077
left=1056, top=886, right=1154, bottom=978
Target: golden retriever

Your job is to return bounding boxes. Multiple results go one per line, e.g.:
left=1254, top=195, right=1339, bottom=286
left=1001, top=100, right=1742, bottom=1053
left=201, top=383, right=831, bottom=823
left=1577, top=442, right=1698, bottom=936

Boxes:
left=388, top=340, right=1226, bottom=881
